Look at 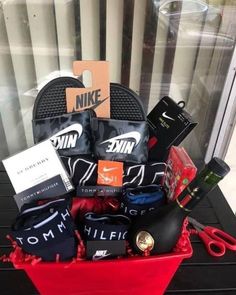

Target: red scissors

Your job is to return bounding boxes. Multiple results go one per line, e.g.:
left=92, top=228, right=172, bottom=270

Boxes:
left=188, top=217, right=236, bottom=257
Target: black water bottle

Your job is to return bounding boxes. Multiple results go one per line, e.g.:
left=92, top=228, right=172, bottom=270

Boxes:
left=129, top=157, right=230, bottom=255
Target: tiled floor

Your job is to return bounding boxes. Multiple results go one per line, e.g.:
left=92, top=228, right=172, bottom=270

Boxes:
left=219, top=126, right=236, bottom=215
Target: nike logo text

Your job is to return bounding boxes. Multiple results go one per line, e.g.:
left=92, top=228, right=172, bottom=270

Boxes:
left=100, top=132, right=141, bottom=154
left=92, top=250, right=111, bottom=261
left=162, top=111, right=175, bottom=121
left=50, top=124, right=83, bottom=150
left=76, top=88, right=102, bottom=109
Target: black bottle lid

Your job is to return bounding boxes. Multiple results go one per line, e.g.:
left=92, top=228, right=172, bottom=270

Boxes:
left=207, top=157, right=230, bottom=177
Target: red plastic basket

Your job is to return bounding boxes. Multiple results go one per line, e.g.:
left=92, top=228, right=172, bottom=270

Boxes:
left=11, top=222, right=192, bottom=295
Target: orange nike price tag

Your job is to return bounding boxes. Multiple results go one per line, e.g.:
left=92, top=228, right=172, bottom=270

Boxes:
left=66, top=61, right=110, bottom=118
left=97, top=160, right=123, bottom=187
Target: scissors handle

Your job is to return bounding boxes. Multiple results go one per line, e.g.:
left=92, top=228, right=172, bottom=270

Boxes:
left=198, top=230, right=226, bottom=257
left=204, top=226, right=236, bottom=251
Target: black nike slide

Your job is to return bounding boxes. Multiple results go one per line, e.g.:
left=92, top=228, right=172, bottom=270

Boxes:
left=33, top=76, right=85, bottom=120
left=33, top=110, right=95, bottom=156
left=92, top=118, right=149, bottom=163
left=110, top=83, right=146, bottom=121
left=33, top=79, right=146, bottom=121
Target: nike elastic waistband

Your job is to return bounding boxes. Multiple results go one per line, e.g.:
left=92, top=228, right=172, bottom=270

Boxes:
left=61, top=155, right=166, bottom=188
left=83, top=213, right=131, bottom=241
left=92, top=118, right=149, bottom=163
left=11, top=199, right=77, bottom=261
left=33, top=110, right=95, bottom=156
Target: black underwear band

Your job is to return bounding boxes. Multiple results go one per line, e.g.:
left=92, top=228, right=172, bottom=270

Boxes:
left=83, top=213, right=131, bottom=241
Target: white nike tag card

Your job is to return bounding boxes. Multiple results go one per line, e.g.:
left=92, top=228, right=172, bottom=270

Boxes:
left=86, top=240, right=126, bottom=260
left=3, top=140, right=73, bottom=195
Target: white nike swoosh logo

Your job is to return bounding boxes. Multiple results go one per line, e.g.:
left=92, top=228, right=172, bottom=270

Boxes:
left=51, top=123, right=83, bottom=140
left=93, top=253, right=111, bottom=260
left=162, top=112, right=175, bottom=121
left=103, top=167, right=118, bottom=172
left=100, top=131, right=141, bottom=146
left=98, top=173, right=113, bottom=183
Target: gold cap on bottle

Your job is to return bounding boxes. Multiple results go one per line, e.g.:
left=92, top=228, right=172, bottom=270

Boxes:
left=136, top=231, right=154, bottom=252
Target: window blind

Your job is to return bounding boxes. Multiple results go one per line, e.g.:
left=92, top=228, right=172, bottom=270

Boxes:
left=0, top=0, right=235, bottom=162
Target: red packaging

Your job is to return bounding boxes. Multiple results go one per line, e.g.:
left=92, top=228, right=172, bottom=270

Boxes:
left=163, top=146, right=197, bottom=201
left=9, top=221, right=192, bottom=295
